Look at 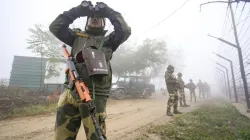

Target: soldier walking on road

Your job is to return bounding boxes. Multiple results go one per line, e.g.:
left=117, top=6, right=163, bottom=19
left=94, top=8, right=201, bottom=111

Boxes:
left=186, top=79, right=197, bottom=102
left=164, top=65, right=182, bottom=116
left=177, top=72, right=189, bottom=107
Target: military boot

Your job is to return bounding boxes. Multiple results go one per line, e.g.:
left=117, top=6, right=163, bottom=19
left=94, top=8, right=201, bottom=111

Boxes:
left=173, top=106, right=182, bottom=114
left=166, top=107, right=173, bottom=116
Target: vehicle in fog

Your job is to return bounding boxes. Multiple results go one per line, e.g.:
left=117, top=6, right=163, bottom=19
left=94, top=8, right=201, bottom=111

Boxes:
left=110, top=76, right=155, bottom=100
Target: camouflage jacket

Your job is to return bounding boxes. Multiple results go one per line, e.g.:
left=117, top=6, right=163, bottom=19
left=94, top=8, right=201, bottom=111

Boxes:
left=196, top=82, right=205, bottom=91
left=186, top=82, right=196, bottom=91
left=165, top=71, right=179, bottom=93
left=177, top=77, right=185, bottom=89
left=49, top=8, right=131, bottom=96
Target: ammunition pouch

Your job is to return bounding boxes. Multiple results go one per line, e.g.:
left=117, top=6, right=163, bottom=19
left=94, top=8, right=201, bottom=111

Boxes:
left=64, top=35, right=109, bottom=91
left=82, top=47, right=108, bottom=76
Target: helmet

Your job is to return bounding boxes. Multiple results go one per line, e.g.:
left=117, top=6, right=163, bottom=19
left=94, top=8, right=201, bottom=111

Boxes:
left=177, top=72, right=182, bottom=76
left=189, top=79, right=193, bottom=82
left=167, top=65, right=174, bottom=70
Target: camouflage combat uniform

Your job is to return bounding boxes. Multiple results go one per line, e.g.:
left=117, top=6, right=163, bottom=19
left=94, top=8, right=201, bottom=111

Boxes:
left=165, top=65, right=182, bottom=116
left=49, top=1, right=131, bottom=140
left=177, top=73, right=189, bottom=107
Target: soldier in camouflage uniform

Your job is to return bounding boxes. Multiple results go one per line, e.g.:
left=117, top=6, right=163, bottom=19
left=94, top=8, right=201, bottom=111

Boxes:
left=165, top=65, right=182, bottom=116
left=177, top=72, right=189, bottom=107
left=186, top=79, right=197, bottom=102
left=204, top=81, right=211, bottom=97
left=197, top=79, right=205, bottom=99
left=49, top=1, right=131, bottom=140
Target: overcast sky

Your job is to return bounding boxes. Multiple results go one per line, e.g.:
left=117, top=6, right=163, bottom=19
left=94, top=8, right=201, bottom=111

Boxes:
left=1, top=0, right=249, bottom=86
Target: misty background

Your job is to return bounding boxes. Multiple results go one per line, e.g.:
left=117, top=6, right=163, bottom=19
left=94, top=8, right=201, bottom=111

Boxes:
left=1, top=0, right=250, bottom=95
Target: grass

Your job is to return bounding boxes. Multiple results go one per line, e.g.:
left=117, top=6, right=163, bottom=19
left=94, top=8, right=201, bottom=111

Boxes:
left=6, top=98, right=114, bottom=119
left=9, top=103, right=57, bottom=118
left=141, top=100, right=250, bottom=140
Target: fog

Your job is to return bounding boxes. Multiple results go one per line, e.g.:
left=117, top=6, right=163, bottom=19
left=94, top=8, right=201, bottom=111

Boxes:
left=1, top=0, right=250, bottom=96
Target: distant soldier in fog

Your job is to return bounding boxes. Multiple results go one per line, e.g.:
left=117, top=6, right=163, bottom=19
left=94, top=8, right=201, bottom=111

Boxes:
left=204, top=81, right=211, bottom=97
left=164, top=65, right=182, bottom=116
left=197, top=79, right=205, bottom=99
left=186, top=79, right=197, bottom=102
left=177, top=72, right=189, bottom=107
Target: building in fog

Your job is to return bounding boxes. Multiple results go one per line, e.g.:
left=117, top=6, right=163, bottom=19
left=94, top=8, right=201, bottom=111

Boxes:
left=9, top=55, right=65, bottom=95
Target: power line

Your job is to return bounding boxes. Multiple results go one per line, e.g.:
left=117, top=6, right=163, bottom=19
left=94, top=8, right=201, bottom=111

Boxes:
left=144, top=0, right=191, bottom=34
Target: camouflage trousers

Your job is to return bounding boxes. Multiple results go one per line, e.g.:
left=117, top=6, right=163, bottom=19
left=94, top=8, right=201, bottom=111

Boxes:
left=167, top=91, right=178, bottom=111
left=190, top=90, right=196, bottom=102
left=178, top=89, right=186, bottom=105
left=53, top=89, right=107, bottom=140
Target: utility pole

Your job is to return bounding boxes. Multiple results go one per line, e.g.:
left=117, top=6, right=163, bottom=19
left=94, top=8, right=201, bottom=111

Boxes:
left=212, top=52, right=238, bottom=102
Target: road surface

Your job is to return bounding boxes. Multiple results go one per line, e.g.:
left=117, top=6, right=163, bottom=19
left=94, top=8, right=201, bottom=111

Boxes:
left=0, top=94, right=202, bottom=140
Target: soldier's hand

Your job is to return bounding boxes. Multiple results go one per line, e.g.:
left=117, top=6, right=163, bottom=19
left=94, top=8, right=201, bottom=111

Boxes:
left=77, top=1, right=94, bottom=17
left=94, top=2, right=115, bottom=18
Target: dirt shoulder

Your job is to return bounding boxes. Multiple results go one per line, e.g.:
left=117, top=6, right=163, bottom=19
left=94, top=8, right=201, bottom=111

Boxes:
left=0, top=94, right=205, bottom=140
left=231, top=102, right=250, bottom=119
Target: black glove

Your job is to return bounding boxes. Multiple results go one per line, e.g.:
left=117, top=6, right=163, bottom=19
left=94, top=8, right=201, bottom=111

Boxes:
left=64, top=1, right=94, bottom=19
left=94, top=2, right=117, bottom=18
left=77, top=1, right=94, bottom=17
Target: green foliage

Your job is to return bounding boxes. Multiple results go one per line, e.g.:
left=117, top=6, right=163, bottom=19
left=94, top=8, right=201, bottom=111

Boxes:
left=26, top=24, right=63, bottom=79
left=146, top=100, right=250, bottom=140
left=10, top=103, right=57, bottom=118
left=111, top=38, right=168, bottom=76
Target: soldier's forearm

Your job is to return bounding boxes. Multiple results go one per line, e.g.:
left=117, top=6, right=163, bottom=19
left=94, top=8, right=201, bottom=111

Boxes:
left=106, top=11, right=131, bottom=51
left=49, top=13, right=76, bottom=46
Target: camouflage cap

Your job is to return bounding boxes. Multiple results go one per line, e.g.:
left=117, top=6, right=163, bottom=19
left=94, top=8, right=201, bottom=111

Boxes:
left=177, top=72, right=182, bottom=76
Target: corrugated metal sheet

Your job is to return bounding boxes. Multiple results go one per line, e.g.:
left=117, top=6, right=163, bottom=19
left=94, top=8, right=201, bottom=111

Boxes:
left=9, top=56, right=47, bottom=91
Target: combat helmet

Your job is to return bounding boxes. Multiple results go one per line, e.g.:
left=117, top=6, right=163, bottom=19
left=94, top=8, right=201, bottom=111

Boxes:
left=167, top=65, right=174, bottom=70
left=177, top=72, right=182, bottom=77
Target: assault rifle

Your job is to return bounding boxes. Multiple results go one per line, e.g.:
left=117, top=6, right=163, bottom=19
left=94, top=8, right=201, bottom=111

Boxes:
left=62, top=44, right=105, bottom=140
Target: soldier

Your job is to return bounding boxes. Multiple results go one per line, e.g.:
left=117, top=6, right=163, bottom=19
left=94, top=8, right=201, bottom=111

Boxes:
left=196, top=79, right=205, bottom=99
left=177, top=72, right=189, bottom=107
left=204, top=81, right=211, bottom=97
left=165, top=65, right=182, bottom=116
left=49, top=1, right=131, bottom=140
left=185, top=79, right=197, bottom=102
